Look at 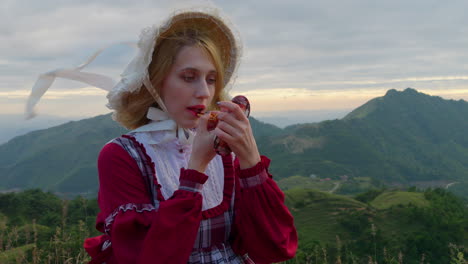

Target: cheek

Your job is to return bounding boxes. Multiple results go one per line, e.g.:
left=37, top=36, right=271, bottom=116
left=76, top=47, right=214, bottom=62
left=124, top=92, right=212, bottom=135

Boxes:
left=210, top=86, right=217, bottom=98
left=161, top=78, right=183, bottom=100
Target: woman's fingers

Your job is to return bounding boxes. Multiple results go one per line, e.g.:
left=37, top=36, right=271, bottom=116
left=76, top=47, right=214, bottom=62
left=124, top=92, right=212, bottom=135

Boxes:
left=216, top=111, right=241, bottom=128
left=197, top=112, right=210, bottom=133
left=216, top=112, right=250, bottom=140
left=215, top=99, right=260, bottom=169
left=216, top=101, right=248, bottom=121
left=214, top=126, right=235, bottom=143
left=189, top=114, right=217, bottom=172
left=215, top=120, right=239, bottom=141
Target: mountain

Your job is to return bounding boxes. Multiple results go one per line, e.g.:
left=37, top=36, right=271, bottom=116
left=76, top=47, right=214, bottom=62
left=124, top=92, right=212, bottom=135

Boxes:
left=261, top=88, right=468, bottom=184
left=1, top=88, right=467, bottom=194
left=0, top=114, right=127, bottom=195
left=255, top=109, right=350, bottom=128
left=283, top=187, right=467, bottom=263
left=0, top=115, right=80, bottom=144
left=0, top=113, right=278, bottom=194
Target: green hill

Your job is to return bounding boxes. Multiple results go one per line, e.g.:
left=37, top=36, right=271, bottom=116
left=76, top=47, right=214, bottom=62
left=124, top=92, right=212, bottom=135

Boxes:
left=0, top=188, right=466, bottom=263
left=0, top=114, right=127, bottom=194
left=370, top=191, right=430, bottom=209
left=262, top=88, right=468, bottom=186
left=284, top=188, right=368, bottom=245
left=1, top=88, right=468, bottom=198
left=277, top=175, right=336, bottom=192
left=284, top=189, right=433, bottom=247
left=285, top=188, right=467, bottom=263
left=0, top=114, right=277, bottom=194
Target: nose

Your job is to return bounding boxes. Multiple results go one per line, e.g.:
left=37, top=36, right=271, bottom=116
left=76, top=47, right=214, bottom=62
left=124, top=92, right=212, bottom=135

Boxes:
left=196, top=79, right=211, bottom=99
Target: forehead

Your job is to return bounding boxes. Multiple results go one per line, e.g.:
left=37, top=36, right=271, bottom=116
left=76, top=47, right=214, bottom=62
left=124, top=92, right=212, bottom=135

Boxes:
left=173, top=45, right=216, bottom=72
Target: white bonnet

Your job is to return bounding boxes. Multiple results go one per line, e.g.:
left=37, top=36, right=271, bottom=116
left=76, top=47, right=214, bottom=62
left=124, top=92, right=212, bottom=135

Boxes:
left=25, top=6, right=242, bottom=119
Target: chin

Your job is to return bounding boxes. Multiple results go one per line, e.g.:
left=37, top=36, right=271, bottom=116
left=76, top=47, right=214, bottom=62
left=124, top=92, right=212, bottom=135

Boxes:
left=178, top=119, right=199, bottom=129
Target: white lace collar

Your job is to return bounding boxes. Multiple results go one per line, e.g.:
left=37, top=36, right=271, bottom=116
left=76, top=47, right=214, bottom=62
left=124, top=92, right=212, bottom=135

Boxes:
left=131, top=106, right=194, bottom=145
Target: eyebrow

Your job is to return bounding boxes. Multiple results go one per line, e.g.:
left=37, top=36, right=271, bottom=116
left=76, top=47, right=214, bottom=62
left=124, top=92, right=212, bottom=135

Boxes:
left=179, top=67, right=217, bottom=74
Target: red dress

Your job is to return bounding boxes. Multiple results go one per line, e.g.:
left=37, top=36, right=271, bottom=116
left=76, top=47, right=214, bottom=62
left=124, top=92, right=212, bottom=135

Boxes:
left=84, top=135, right=297, bottom=263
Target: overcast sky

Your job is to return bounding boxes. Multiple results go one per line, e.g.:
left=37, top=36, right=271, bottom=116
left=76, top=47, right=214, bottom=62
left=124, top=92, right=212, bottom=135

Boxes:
left=2, top=0, right=468, bottom=124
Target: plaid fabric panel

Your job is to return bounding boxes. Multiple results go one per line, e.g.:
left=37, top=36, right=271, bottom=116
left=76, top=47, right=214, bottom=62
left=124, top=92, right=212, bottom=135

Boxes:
left=110, top=135, right=251, bottom=263
left=188, top=207, right=252, bottom=263
left=179, top=179, right=204, bottom=193
left=111, top=135, right=160, bottom=206
left=188, top=242, right=248, bottom=264
left=239, top=170, right=269, bottom=188
left=193, top=211, right=232, bottom=249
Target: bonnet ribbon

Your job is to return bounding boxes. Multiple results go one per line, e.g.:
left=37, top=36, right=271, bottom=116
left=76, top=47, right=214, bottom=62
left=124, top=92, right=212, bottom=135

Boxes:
left=25, top=43, right=191, bottom=144
left=25, top=42, right=135, bottom=119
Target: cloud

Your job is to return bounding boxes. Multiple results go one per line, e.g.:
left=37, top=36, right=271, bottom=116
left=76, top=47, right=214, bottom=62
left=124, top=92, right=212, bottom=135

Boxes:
left=2, top=0, right=468, bottom=120
left=0, top=87, right=106, bottom=99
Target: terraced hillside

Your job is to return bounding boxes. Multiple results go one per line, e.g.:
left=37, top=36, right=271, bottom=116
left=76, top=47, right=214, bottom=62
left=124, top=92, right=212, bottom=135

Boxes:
left=284, top=188, right=368, bottom=245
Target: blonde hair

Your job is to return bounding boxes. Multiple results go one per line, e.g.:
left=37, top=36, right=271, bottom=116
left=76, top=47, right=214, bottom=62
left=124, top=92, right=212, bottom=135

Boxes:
left=114, top=28, right=229, bottom=130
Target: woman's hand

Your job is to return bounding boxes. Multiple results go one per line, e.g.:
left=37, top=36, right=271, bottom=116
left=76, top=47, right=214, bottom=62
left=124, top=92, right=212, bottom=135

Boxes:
left=214, top=101, right=261, bottom=169
left=188, top=113, right=217, bottom=173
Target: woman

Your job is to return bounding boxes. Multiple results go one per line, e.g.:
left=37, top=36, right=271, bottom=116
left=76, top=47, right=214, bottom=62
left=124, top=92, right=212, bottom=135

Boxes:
left=27, top=7, right=297, bottom=264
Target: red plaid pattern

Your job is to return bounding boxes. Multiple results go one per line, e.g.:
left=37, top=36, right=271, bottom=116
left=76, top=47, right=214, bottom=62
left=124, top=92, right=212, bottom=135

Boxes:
left=112, top=135, right=162, bottom=205
left=193, top=210, right=232, bottom=249
left=106, top=135, right=255, bottom=263
left=179, top=180, right=204, bottom=193
left=239, top=170, right=268, bottom=188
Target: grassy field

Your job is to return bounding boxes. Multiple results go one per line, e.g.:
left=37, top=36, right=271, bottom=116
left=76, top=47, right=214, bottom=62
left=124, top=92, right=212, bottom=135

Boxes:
left=277, top=175, right=336, bottom=192
left=0, top=244, right=34, bottom=263
left=284, top=189, right=437, bottom=248
left=1, top=188, right=466, bottom=263
left=370, top=191, right=429, bottom=209
left=284, top=188, right=368, bottom=245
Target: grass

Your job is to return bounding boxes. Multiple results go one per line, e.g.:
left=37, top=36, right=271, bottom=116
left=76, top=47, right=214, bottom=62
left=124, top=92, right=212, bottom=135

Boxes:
left=284, top=188, right=368, bottom=245
left=370, top=191, right=430, bottom=210
left=366, top=191, right=431, bottom=248
left=0, top=243, right=34, bottom=263
left=278, top=175, right=336, bottom=192
left=284, top=189, right=435, bottom=249
left=0, top=200, right=92, bottom=264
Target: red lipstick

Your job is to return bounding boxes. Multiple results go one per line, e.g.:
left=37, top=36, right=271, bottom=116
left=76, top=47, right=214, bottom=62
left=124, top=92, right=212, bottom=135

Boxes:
left=187, top=105, right=206, bottom=117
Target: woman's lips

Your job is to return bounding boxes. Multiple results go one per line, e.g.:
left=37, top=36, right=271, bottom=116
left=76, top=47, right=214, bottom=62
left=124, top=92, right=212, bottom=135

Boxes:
left=186, top=105, right=206, bottom=117
left=187, top=109, right=201, bottom=117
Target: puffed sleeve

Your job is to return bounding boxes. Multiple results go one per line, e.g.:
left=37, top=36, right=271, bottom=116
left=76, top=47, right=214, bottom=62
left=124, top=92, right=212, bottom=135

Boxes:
left=87, top=142, right=207, bottom=264
left=231, top=156, right=298, bottom=264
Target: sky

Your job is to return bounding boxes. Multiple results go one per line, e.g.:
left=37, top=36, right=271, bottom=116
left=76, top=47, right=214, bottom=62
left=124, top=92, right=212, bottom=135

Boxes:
left=2, top=0, right=468, bottom=128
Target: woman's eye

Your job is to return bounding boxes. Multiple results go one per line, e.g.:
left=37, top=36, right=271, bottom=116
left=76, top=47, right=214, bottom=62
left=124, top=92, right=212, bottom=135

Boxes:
left=183, top=75, right=195, bottom=82
left=207, top=76, right=216, bottom=85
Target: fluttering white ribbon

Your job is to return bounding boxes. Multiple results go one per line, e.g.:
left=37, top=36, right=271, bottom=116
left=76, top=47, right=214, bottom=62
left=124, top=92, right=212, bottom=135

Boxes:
left=26, top=41, right=191, bottom=143
left=25, top=47, right=189, bottom=145
left=25, top=42, right=135, bottom=119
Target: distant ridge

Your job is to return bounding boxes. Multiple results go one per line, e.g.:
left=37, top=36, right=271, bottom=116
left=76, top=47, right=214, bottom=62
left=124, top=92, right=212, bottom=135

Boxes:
left=1, top=88, right=467, bottom=195
left=264, top=88, right=468, bottom=184
left=0, top=114, right=277, bottom=194
left=0, top=114, right=127, bottom=194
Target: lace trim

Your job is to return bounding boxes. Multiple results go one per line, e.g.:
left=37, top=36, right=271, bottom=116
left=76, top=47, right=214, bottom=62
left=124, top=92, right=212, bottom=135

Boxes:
left=201, top=155, right=235, bottom=219
left=104, top=203, right=157, bottom=234
left=122, top=134, right=236, bottom=219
